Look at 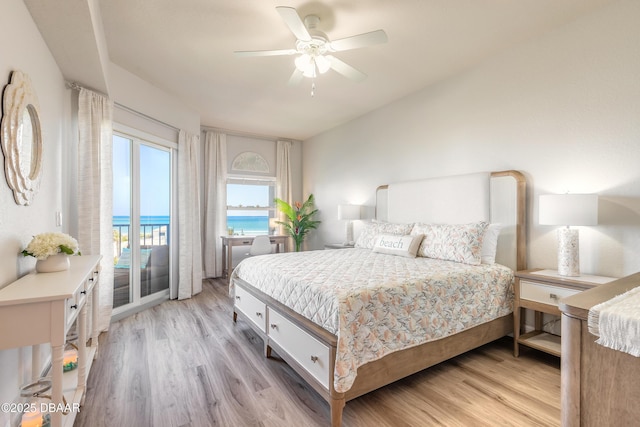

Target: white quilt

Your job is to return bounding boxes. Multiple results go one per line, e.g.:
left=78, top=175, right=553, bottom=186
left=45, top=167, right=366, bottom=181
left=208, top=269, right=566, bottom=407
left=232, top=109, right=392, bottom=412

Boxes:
left=230, top=248, right=513, bottom=393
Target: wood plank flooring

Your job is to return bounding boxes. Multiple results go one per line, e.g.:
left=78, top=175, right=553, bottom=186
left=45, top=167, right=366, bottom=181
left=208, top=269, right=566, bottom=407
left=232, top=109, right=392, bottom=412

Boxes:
left=74, top=279, right=560, bottom=427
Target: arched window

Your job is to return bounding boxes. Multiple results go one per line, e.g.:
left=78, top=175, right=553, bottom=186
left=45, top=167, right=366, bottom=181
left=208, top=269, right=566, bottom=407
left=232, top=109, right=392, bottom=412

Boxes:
left=231, top=152, right=269, bottom=173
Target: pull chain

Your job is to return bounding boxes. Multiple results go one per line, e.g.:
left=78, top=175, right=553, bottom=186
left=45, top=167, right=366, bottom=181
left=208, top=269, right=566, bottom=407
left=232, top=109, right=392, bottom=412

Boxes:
left=311, top=80, right=316, bottom=97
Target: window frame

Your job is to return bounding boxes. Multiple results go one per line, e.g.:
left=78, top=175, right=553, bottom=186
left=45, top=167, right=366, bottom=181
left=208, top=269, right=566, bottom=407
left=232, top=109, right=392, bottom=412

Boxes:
left=226, top=175, right=276, bottom=236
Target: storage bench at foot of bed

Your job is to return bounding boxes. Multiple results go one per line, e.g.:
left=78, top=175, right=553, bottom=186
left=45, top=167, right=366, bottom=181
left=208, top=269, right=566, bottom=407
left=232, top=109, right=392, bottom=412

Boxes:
left=232, top=279, right=513, bottom=427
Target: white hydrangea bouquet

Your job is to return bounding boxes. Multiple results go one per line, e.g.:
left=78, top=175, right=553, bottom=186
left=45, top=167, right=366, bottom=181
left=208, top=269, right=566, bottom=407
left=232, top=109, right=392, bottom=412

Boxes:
left=22, top=232, right=81, bottom=260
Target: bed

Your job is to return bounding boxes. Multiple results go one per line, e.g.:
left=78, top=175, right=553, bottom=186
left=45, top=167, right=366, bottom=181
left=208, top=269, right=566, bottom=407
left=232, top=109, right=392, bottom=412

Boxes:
left=230, top=170, right=526, bottom=426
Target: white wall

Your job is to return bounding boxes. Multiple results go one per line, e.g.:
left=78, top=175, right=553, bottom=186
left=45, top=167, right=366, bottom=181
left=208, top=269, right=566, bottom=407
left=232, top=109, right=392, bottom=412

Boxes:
left=303, top=0, right=640, bottom=279
left=109, top=63, right=200, bottom=136
left=0, top=0, right=69, bottom=425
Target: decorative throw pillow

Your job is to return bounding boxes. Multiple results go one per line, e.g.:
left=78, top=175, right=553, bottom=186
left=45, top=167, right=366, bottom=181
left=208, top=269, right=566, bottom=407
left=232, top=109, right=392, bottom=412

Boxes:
left=376, top=220, right=414, bottom=236
left=114, top=247, right=152, bottom=269
left=412, top=222, right=489, bottom=265
left=481, top=223, right=502, bottom=265
left=115, top=247, right=131, bottom=269
left=354, top=220, right=414, bottom=249
left=372, top=234, right=424, bottom=258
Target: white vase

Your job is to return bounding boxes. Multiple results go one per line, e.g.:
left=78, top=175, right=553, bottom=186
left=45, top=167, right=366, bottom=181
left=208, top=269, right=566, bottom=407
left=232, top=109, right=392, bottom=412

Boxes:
left=36, top=253, right=70, bottom=273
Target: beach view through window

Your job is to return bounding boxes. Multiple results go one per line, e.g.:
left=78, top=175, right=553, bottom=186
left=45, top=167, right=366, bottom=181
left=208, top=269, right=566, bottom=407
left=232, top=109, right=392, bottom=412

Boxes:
left=227, top=181, right=275, bottom=235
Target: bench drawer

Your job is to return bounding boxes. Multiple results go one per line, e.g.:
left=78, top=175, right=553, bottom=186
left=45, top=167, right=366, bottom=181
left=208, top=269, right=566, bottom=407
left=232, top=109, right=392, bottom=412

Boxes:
left=234, top=286, right=267, bottom=333
left=268, top=308, right=330, bottom=390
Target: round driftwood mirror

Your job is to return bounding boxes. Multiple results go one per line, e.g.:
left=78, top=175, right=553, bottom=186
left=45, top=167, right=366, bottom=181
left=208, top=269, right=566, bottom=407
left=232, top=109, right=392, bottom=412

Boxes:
left=1, top=70, right=43, bottom=205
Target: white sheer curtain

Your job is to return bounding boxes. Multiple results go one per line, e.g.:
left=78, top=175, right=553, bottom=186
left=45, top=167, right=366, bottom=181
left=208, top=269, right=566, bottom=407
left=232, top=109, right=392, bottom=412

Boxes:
left=276, top=140, right=293, bottom=236
left=177, top=130, right=203, bottom=299
left=77, top=88, right=114, bottom=332
left=202, top=131, right=227, bottom=278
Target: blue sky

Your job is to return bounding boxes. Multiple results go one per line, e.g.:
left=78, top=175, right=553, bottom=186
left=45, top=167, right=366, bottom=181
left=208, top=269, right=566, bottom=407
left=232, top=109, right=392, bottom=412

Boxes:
left=113, top=135, right=272, bottom=219
left=113, top=135, right=171, bottom=217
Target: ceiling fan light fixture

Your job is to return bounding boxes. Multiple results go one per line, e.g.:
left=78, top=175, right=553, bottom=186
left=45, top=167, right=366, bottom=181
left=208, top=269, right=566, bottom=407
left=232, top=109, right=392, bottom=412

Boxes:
left=315, top=55, right=331, bottom=74
left=235, top=6, right=388, bottom=85
left=295, top=54, right=330, bottom=79
left=295, top=54, right=312, bottom=72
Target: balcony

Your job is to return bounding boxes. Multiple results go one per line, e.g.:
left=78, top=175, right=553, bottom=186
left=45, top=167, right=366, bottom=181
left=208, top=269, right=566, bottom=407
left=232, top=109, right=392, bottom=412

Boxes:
left=112, top=221, right=170, bottom=308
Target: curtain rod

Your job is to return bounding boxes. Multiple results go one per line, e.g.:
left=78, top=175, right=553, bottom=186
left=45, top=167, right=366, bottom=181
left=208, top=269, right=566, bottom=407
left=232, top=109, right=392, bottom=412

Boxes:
left=114, top=102, right=181, bottom=132
left=66, top=81, right=181, bottom=133
left=201, top=125, right=298, bottom=143
left=65, top=81, right=109, bottom=98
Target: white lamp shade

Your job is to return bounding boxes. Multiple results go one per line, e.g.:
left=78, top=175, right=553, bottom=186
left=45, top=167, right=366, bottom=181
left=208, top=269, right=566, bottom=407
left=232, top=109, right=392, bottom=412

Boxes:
left=338, top=204, right=361, bottom=220
left=539, top=194, right=598, bottom=226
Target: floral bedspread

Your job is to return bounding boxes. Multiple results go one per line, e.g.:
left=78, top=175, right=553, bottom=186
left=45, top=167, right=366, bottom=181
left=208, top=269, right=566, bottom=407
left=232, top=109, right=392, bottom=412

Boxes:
left=230, top=248, right=513, bottom=393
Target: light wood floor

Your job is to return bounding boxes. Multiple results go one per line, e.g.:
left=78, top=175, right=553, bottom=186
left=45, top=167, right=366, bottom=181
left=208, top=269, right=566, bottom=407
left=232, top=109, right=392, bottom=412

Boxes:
left=74, top=279, right=560, bottom=427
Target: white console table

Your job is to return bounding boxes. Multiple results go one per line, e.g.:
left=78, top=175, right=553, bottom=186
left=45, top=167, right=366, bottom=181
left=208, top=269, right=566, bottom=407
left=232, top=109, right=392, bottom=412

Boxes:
left=0, top=255, right=101, bottom=427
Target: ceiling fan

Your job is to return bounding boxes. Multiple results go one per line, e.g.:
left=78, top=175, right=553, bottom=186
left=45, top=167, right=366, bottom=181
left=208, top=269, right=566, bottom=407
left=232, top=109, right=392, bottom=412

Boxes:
left=234, top=6, right=388, bottom=87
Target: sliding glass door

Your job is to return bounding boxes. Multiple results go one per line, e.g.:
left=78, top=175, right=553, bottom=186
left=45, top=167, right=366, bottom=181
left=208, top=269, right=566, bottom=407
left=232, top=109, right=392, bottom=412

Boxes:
left=112, top=131, right=174, bottom=312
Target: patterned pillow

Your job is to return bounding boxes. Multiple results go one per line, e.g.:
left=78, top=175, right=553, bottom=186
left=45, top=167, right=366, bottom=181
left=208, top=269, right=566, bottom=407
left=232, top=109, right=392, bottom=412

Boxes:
left=355, top=220, right=414, bottom=249
left=355, top=221, right=379, bottom=248
left=411, top=222, right=489, bottom=265
left=376, top=220, right=414, bottom=236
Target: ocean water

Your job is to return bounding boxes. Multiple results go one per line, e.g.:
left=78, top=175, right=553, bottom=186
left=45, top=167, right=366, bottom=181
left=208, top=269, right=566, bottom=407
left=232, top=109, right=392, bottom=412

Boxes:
left=112, top=215, right=269, bottom=235
left=227, top=216, right=268, bottom=234
left=113, top=215, right=170, bottom=226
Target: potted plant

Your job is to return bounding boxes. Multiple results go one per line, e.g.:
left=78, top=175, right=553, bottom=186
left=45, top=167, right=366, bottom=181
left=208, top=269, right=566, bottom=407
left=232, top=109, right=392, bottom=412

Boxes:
left=274, top=194, right=320, bottom=252
left=22, top=232, right=81, bottom=272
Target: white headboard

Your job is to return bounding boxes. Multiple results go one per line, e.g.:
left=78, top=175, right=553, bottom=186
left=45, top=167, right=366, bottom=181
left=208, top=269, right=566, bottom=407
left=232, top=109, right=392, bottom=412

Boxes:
left=376, top=171, right=526, bottom=271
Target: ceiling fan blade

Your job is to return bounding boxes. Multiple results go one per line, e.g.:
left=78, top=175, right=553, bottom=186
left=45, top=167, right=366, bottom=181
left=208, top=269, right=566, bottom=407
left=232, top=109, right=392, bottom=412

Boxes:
left=330, top=30, right=388, bottom=52
left=276, top=6, right=311, bottom=42
left=326, top=55, right=367, bottom=82
left=288, top=68, right=304, bottom=86
left=234, top=48, right=297, bottom=57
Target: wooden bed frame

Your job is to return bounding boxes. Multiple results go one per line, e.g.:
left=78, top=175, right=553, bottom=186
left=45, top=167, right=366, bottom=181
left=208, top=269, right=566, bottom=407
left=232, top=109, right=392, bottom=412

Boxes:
left=232, top=170, right=527, bottom=426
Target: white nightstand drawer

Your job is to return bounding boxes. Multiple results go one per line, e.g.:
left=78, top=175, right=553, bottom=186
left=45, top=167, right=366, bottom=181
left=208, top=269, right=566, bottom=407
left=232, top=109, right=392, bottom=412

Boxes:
left=234, top=286, right=267, bottom=333
left=520, top=280, right=580, bottom=306
left=268, top=308, right=330, bottom=390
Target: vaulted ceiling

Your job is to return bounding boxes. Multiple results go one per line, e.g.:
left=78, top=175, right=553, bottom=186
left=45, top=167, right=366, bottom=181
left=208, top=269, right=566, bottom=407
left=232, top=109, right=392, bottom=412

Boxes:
left=25, top=0, right=614, bottom=140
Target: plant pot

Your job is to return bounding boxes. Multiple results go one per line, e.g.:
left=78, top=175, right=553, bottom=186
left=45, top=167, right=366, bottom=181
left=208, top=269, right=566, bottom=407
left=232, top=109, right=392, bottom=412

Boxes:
left=36, top=254, right=70, bottom=273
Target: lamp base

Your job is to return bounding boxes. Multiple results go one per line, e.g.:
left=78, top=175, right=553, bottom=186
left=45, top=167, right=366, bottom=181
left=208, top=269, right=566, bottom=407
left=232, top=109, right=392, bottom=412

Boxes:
left=343, top=220, right=355, bottom=246
left=557, top=228, right=580, bottom=276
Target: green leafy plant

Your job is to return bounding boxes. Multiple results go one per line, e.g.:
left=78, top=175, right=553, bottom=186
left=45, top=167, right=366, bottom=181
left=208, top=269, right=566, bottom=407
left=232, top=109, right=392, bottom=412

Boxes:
left=274, top=194, right=321, bottom=252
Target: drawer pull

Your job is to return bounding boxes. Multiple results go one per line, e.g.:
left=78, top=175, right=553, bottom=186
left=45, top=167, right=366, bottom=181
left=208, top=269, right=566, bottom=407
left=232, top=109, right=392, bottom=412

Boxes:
left=550, top=293, right=558, bottom=300
left=235, top=295, right=241, bottom=300
left=256, top=312, right=263, bottom=317
left=89, top=277, right=94, bottom=282
left=70, top=304, right=78, bottom=310
left=310, top=356, right=318, bottom=363
left=81, top=291, right=87, bottom=295
left=270, top=324, right=278, bottom=329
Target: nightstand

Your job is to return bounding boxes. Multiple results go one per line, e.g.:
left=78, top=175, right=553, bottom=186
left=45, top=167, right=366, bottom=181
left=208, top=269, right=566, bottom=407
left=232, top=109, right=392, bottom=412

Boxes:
left=324, top=243, right=355, bottom=249
left=513, top=269, right=615, bottom=357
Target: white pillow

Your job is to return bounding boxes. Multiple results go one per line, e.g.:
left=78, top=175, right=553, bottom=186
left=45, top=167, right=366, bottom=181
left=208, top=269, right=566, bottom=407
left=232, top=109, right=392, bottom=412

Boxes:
left=481, top=224, right=502, bottom=264
left=372, top=234, right=424, bottom=258
left=411, top=222, right=489, bottom=265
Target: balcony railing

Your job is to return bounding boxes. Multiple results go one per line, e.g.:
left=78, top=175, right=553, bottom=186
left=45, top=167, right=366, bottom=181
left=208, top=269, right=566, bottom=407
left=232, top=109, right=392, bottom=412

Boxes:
left=113, top=222, right=170, bottom=256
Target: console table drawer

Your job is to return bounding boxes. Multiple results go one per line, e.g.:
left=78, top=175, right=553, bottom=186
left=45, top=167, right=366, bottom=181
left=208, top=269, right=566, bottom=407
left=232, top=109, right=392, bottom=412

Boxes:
left=65, top=292, right=81, bottom=329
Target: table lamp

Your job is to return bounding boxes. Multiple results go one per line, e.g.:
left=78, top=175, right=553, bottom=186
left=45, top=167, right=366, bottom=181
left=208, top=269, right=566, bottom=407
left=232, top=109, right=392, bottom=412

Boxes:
left=338, top=204, right=361, bottom=245
left=539, top=194, right=598, bottom=276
